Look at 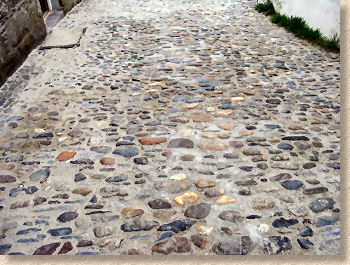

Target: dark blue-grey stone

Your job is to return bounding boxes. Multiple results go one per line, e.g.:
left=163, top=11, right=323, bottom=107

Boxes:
left=264, top=236, right=292, bottom=254
left=299, top=104, right=311, bottom=109
left=184, top=203, right=211, bottom=219
left=155, top=232, right=174, bottom=242
left=297, top=238, right=314, bottom=249
left=281, top=109, right=291, bottom=113
left=316, top=216, right=339, bottom=227
left=90, top=146, right=112, bottom=154
left=47, top=227, right=72, bottom=236
left=17, top=238, right=38, bottom=243
left=77, top=239, right=93, bottom=247
left=6, top=156, right=23, bottom=162
left=277, top=143, right=293, bottom=150
left=300, top=226, right=313, bottom=237
left=266, top=99, right=281, bottom=105
left=218, top=105, right=236, bottom=110
left=9, top=187, right=23, bottom=197
left=246, top=215, right=262, bottom=219
left=216, top=174, right=231, bottom=179
left=145, top=121, right=161, bottom=126
left=326, top=162, right=340, bottom=170
left=186, top=98, right=204, bottom=103
left=286, top=81, right=296, bottom=88
left=303, top=187, right=328, bottom=195
left=107, top=215, right=119, bottom=221
left=281, top=180, right=304, bottom=190
left=33, top=133, right=54, bottom=138
left=77, top=252, right=100, bottom=255
left=7, top=116, right=24, bottom=122
left=134, top=157, right=148, bottom=165
left=0, top=244, right=12, bottom=253
left=30, top=169, right=50, bottom=182
left=172, top=96, right=188, bottom=102
left=48, top=111, right=59, bottom=116
left=105, top=175, right=128, bottom=182
left=121, top=218, right=159, bottom=232
left=16, top=228, right=41, bottom=235
left=282, top=136, right=309, bottom=141
left=35, top=220, right=49, bottom=225
left=205, top=86, right=215, bottom=91
left=36, top=234, right=46, bottom=241
left=148, top=199, right=172, bottom=209
left=272, top=218, right=299, bottom=228
left=223, top=153, right=239, bottom=159
left=25, top=186, right=38, bottom=194
left=264, top=124, right=281, bottom=129
left=74, top=173, right=86, bottom=182
left=139, top=114, right=151, bottom=120
left=198, top=170, right=214, bottom=175
left=57, top=212, right=78, bottom=223
left=89, top=195, right=97, bottom=203
left=168, top=138, right=194, bottom=148
left=157, top=219, right=196, bottom=233
left=309, top=198, right=335, bottom=213
left=123, top=136, right=135, bottom=141
left=21, top=161, right=40, bottom=165
left=60, top=236, right=72, bottom=240
left=246, top=125, right=256, bottom=130
left=130, top=235, right=150, bottom=241
left=113, top=148, right=139, bottom=158
left=239, top=166, right=253, bottom=172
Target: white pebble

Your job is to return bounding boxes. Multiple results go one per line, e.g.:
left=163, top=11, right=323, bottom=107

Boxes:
left=258, top=224, right=270, bottom=233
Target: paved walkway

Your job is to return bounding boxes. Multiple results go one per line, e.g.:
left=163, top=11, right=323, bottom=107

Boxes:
left=0, top=0, right=340, bottom=255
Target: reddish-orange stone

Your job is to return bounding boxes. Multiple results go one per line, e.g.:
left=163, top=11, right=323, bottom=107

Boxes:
left=217, top=122, right=237, bottom=130
left=56, top=151, right=76, bottom=161
left=0, top=164, right=15, bottom=170
left=72, top=187, right=92, bottom=196
left=288, top=126, right=305, bottom=130
left=196, top=179, right=216, bottom=188
left=193, top=113, right=212, bottom=122
left=198, top=142, right=228, bottom=151
left=138, top=137, right=167, bottom=145
left=100, top=157, right=115, bottom=165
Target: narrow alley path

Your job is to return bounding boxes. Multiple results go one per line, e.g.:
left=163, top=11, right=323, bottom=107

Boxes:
left=0, top=0, right=340, bottom=255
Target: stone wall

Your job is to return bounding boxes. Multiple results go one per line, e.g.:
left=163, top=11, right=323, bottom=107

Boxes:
left=0, top=0, right=47, bottom=87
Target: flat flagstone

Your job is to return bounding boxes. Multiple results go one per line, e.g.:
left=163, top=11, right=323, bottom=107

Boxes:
left=40, top=27, right=86, bottom=49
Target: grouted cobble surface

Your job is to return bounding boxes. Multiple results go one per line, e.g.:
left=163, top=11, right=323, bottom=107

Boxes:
left=0, top=0, right=340, bottom=255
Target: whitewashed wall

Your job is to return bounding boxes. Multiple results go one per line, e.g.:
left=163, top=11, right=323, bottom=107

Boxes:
left=257, top=0, right=340, bottom=38
left=48, top=0, right=63, bottom=10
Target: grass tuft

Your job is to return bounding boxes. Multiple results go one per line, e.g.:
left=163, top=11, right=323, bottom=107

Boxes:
left=255, top=0, right=339, bottom=52
left=255, top=1, right=276, bottom=16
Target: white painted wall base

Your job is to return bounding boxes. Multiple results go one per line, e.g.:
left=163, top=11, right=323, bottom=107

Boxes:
left=257, top=0, right=340, bottom=38
left=47, top=0, right=62, bottom=10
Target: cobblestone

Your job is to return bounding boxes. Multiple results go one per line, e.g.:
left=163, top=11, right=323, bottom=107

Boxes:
left=0, top=0, right=340, bottom=256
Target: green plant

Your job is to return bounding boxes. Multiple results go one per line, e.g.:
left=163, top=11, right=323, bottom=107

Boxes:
left=255, top=1, right=276, bottom=15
